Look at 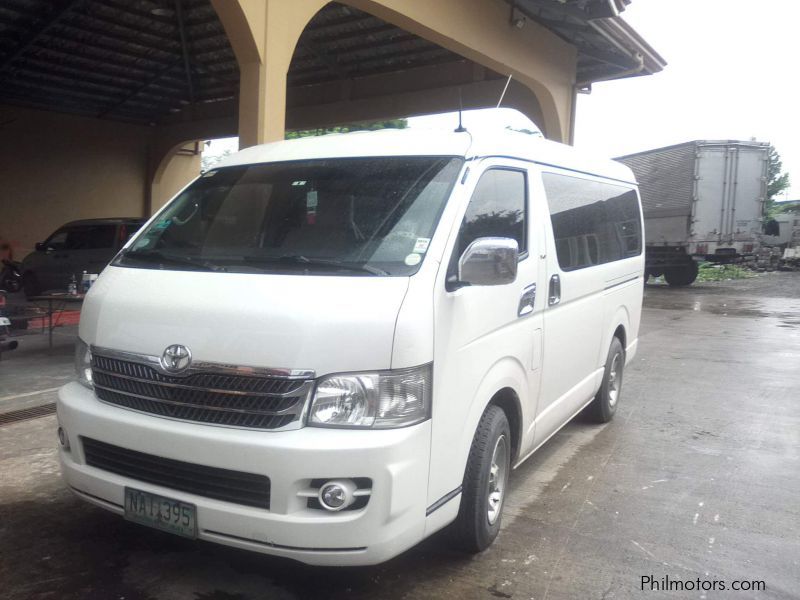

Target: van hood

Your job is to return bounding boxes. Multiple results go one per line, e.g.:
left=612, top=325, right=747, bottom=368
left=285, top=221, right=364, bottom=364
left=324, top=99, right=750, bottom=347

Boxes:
left=80, top=266, right=410, bottom=376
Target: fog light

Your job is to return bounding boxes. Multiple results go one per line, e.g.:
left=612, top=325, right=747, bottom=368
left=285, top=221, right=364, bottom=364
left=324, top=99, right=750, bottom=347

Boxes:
left=57, top=426, right=70, bottom=451
left=318, top=479, right=356, bottom=511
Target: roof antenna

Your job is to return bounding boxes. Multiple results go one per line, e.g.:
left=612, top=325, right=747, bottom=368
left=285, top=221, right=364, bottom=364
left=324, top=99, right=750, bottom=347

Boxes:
left=497, top=73, right=513, bottom=108
left=454, top=87, right=467, bottom=133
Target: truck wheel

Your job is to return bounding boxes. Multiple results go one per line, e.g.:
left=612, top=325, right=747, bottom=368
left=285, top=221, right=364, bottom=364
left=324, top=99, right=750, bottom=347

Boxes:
left=585, top=337, right=625, bottom=423
left=451, top=405, right=511, bottom=553
left=22, top=273, right=40, bottom=298
left=664, top=262, right=698, bottom=287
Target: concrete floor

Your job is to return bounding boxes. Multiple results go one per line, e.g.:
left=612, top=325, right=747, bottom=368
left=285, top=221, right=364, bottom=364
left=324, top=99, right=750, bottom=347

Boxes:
left=1, top=273, right=798, bottom=599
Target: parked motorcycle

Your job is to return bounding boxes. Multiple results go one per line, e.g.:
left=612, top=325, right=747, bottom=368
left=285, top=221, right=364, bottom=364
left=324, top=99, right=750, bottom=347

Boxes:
left=0, top=291, right=19, bottom=355
left=0, top=259, right=22, bottom=294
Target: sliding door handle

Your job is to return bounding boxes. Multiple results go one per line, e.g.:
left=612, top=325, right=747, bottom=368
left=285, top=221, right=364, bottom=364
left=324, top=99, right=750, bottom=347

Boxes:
left=518, top=283, right=536, bottom=316
left=548, top=274, right=561, bottom=306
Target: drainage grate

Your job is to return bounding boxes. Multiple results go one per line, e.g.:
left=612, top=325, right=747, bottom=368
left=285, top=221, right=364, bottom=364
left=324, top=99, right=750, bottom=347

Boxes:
left=0, top=403, right=56, bottom=426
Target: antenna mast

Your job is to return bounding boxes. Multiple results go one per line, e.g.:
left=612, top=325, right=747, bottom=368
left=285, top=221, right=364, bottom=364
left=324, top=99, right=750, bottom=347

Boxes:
left=496, top=74, right=513, bottom=108
left=454, top=87, right=467, bottom=132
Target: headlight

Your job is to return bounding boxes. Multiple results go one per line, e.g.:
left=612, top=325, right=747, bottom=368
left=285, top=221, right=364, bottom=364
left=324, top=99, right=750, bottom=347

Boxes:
left=74, top=338, right=93, bottom=389
left=309, top=364, right=431, bottom=429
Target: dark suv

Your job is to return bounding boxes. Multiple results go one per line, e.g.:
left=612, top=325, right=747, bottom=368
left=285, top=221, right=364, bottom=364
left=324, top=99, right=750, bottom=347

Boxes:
left=21, top=218, right=145, bottom=297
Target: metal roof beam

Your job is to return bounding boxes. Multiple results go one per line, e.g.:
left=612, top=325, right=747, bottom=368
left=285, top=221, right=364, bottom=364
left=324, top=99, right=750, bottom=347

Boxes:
left=516, top=0, right=590, bottom=23
left=16, top=53, right=184, bottom=92
left=174, top=0, right=194, bottom=103
left=0, top=0, right=84, bottom=71
left=97, top=58, right=183, bottom=117
left=311, top=24, right=396, bottom=46
left=298, top=39, right=349, bottom=81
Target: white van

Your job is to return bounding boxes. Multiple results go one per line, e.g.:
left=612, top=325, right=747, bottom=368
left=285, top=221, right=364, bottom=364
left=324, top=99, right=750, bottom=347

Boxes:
left=58, top=128, right=643, bottom=566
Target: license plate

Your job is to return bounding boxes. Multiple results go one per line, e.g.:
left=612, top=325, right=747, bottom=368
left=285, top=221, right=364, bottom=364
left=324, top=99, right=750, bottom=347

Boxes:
left=124, top=488, right=197, bottom=538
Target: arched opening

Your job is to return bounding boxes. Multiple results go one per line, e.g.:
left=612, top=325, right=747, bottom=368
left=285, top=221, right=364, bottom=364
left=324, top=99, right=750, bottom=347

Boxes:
left=284, top=2, right=550, bottom=136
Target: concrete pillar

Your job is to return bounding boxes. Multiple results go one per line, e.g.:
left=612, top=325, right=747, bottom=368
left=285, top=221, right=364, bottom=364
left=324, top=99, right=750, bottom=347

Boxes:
left=212, top=0, right=324, bottom=148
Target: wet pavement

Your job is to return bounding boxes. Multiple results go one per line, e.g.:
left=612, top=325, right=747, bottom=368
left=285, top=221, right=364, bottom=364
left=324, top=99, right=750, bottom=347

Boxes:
left=1, top=273, right=798, bottom=599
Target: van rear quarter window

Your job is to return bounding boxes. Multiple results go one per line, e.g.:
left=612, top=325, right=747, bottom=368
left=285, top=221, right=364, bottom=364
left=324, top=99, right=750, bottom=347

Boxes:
left=542, top=173, right=641, bottom=271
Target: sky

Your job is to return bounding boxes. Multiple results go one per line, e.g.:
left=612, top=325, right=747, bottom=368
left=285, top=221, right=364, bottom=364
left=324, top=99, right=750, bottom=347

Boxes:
left=206, top=0, right=798, bottom=198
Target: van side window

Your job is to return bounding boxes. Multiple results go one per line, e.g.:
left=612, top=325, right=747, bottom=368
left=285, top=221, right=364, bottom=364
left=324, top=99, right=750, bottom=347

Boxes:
left=457, top=168, right=527, bottom=258
left=542, top=173, right=641, bottom=271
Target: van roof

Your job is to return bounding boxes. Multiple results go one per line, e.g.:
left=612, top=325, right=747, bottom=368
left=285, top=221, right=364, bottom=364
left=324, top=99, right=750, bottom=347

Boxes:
left=215, top=128, right=636, bottom=185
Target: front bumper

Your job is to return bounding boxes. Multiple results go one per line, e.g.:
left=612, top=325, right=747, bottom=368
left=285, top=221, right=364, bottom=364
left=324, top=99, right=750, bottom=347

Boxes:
left=57, top=382, right=432, bottom=566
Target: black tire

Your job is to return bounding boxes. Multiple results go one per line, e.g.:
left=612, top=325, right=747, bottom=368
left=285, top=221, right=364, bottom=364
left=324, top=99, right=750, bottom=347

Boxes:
left=585, top=337, right=625, bottom=423
left=22, top=272, right=40, bottom=298
left=663, top=261, right=698, bottom=287
left=451, top=405, right=511, bottom=553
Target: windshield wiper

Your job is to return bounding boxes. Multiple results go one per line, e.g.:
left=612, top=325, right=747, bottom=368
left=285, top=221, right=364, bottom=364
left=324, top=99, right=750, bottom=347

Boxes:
left=119, top=249, right=221, bottom=271
left=243, top=255, right=389, bottom=276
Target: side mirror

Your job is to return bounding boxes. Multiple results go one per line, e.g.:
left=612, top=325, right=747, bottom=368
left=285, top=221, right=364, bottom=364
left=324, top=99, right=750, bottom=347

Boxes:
left=457, top=237, right=519, bottom=286
left=35, top=242, right=46, bottom=252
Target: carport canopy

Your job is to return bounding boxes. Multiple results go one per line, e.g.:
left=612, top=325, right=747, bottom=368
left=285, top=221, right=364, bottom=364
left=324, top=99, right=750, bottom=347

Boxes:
left=0, top=0, right=663, bottom=254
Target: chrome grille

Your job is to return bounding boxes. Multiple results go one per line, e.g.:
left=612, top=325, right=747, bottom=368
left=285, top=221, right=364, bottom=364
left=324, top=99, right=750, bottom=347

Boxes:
left=91, top=352, right=312, bottom=430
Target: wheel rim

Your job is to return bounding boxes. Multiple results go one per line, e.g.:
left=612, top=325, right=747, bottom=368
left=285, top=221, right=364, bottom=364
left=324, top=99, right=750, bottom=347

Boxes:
left=608, top=352, right=622, bottom=408
left=487, top=434, right=509, bottom=525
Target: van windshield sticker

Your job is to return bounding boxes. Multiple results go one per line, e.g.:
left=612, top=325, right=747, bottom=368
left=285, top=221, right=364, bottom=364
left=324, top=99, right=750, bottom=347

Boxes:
left=404, top=253, right=422, bottom=266
left=414, top=238, right=431, bottom=253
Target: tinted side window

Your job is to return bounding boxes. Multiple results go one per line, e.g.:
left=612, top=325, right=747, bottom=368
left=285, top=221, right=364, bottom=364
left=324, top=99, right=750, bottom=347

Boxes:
left=86, top=225, right=117, bottom=249
left=45, top=230, right=69, bottom=250
left=457, top=169, right=527, bottom=257
left=64, top=225, right=116, bottom=250
left=543, top=173, right=641, bottom=272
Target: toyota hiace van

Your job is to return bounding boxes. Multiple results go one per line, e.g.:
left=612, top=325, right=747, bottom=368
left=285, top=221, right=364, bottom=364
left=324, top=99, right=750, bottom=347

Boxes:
left=58, top=128, right=643, bottom=565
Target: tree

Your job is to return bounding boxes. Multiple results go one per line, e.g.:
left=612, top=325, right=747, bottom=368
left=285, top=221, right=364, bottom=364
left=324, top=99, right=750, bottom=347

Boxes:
left=767, top=146, right=790, bottom=201
left=285, top=118, right=408, bottom=140
left=764, top=146, right=791, bottom=221
left=201, top=148, right=232, bottom=171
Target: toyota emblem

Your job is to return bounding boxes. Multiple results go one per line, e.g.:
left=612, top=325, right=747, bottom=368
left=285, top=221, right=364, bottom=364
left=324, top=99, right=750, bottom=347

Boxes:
left=160, top=344, right=192, bottom=373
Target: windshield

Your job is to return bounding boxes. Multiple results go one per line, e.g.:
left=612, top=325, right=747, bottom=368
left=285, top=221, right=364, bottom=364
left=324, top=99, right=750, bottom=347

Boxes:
left=116, top=156, right=463, bottom=276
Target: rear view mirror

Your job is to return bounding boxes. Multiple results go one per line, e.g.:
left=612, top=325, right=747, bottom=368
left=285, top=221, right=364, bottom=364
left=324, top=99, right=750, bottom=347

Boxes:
left=35, top=242, right=45, bottom=252
left=457, top=237, right=519, bottom=286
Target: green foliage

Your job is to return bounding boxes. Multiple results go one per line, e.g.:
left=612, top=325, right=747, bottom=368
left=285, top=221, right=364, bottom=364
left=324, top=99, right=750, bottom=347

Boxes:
left=285, top=119, right=408, bottom=140
left=767, top=146, right=790, bottom=200
left=201, top=148, right=232, bottom=171
left=764, top=146, right=791, bottom=223
left=505, top=125, right=542, bottom=137
left=695, top=262, right=756, bottom=282
left=776, top=200, right=800, bottom=214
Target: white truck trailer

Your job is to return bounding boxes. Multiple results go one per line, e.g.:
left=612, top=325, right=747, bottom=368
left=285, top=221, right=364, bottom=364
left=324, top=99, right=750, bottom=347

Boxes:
left=617, top=140, right=769, bottom=286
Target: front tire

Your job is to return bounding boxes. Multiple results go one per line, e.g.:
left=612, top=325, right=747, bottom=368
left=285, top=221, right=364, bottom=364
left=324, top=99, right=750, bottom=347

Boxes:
left=451, top=405, right=511, bottom=553
left=585, top=337, right=625, bottom=423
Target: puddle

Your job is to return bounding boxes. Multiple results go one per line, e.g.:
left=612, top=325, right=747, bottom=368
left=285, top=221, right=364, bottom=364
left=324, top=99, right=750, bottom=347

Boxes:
left=644, top=289, right=800, bottom=325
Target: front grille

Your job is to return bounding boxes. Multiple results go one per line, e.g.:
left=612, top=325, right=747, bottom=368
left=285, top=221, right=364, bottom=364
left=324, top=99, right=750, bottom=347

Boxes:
left=82, top=437, right=270, bottom=509
left=91, top=354, right=311, bottom=429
